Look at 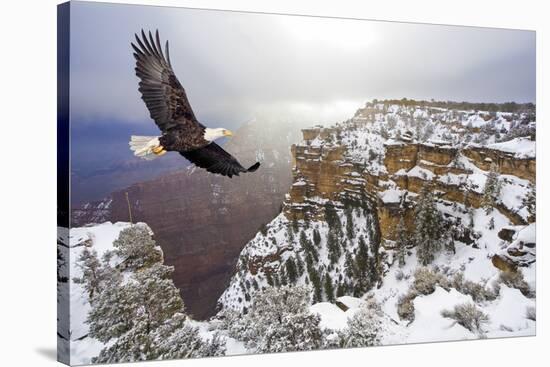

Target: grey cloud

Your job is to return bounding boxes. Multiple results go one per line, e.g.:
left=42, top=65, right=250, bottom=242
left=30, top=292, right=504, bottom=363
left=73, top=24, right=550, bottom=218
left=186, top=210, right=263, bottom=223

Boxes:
left=69, top=2, right=535, bottom=129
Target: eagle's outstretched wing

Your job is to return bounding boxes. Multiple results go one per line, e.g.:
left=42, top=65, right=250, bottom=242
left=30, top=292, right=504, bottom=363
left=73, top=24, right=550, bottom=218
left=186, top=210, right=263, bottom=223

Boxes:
left=131, top=30, right=199, bottom=132
left=180, top=143, right=260, bottom=178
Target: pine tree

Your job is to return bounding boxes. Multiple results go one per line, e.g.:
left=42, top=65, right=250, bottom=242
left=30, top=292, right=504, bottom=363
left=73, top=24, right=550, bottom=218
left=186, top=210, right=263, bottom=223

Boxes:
left=265, top=271, right=274, bottom=286
left=353, top=235, right=372, bottom=294
left=414, top=184, right=445, bottom=265
left=324, top=273, right=335, bottom=301
left=367, top=257, right=378, bottom=286
left=522, top=183, right=536, bottom=222
left=112, top=225, right=162, bottom=270
left=279, top=268, right=288, bottom=286
left=84, top=226, right=224, bottom=363
left=237, top=286, right=323, bottom=352
left=313, top=229, right=321, bottom=248
left=481, top=163, right=502, bottom=214
left=395, top=216, right=408, bottom=268
left=89, top=263, right=186, bottom=361
left=285, top=257, right=298, bottom=284
left=344, top=252, right=354, bottom=278
left=300, top=230, right=317, bottom=261
left=336, top=282, right=346, bottom=297
left=327, top=232, right=341, bottom=265
left=73, top=247, right=105, bottom=299
left=443, top=222, right=456, bottom=254
left=308, top=268, right=322, bottom=303
left=272, top=273, right=280, bottom=287
left=355, top=235, right=369, bottom=275
left=467, top=206, right=475, bottom=230
left=295, top=255, right=305, bottom=277
left=151, top=313, right=225, bottom=360
left=291, top=216, right=300, bottom=233
left=287, top=225, right=294, bottom=242
left=324, top=202, right=342, bottom=235
left=345, top=207, right=355, bottom=239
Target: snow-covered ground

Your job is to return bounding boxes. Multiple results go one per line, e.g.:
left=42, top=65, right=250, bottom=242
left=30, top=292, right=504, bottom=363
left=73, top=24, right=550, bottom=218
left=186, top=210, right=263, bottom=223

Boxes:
left=309, top=240, right=535, bottom=347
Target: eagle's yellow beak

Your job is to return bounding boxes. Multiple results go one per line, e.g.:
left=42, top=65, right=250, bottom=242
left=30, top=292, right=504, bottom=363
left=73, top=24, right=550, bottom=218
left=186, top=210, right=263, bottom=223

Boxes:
left=223, top=130, right=234, bottom=137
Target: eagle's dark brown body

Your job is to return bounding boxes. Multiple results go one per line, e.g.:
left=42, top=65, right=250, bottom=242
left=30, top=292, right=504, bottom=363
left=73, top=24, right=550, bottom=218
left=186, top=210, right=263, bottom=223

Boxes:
left=159, top=123, right=209, bottom=152
left=131, top=30, right=260, bottom=177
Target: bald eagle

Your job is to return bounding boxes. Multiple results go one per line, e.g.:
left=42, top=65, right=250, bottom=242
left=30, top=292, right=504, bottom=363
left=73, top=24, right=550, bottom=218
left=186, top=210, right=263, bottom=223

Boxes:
left=129, top=30, right=260, bottom=178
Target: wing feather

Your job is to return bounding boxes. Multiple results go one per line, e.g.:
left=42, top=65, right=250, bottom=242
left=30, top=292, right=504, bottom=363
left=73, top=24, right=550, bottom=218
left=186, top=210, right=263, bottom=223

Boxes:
left=131, top=29, right=199, bottom=132
left=180, top=143, right=260, bottom=178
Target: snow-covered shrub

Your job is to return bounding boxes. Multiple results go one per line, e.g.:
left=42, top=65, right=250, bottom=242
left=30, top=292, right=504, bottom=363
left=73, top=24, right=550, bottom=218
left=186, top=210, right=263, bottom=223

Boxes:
left=526, top=306, right=536, bottom=321
left=451, top=273, right=497, bottom=302
left=154, top=313, right=225, bottom=360
left=498, top=271, right=533, bottom=298
left=321, top=329, right=341, bottom=349
left=395, top=269, right=405, bottom=281
left=441, top=303, right=489, bottom=335
left=397, top=289, right=417, bottom=322
left=260, top=311, right=323, bottom=353
left=216, top=308, right=249, bottom=341
left=339, top=298, right=383, bottom=347
left=233, top=285, right=323, bottom=352
left=399, top=267, right=477, bottom=323
left=413, top=267, right=449, bottom=295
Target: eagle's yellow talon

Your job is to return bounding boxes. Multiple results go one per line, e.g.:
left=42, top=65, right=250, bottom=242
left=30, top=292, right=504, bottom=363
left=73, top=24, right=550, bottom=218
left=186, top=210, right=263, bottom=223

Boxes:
left=153, top=146, right=165, bottom=154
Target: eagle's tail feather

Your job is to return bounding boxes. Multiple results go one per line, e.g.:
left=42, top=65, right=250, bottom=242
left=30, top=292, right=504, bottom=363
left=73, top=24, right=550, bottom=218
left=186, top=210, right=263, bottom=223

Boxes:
left=129, top=135, right=163, bottom=160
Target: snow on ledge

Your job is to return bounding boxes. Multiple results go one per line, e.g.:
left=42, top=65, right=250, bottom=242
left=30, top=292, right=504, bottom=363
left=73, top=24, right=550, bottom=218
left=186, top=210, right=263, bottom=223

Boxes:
left=487, top=137, right=535, bottom=159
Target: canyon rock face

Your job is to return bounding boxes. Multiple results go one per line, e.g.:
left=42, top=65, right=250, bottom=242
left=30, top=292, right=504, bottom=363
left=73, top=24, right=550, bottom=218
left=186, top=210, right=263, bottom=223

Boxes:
left=72, top=120, right=305, bottom=319
left=219, top=101, right=536, bottom=318
left=283, top=110, right=535, bottom=246
left=462, top=147, right=535, bottom=182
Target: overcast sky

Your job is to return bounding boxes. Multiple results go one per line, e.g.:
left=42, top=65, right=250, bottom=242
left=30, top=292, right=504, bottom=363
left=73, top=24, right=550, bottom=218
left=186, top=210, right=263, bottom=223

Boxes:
left=70, top=1, right=535, bottom=130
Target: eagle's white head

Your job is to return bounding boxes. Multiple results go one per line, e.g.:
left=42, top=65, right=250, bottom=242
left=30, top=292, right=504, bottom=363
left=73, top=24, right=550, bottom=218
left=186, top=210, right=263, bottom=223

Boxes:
left=204, top=128, right=234, bottom=142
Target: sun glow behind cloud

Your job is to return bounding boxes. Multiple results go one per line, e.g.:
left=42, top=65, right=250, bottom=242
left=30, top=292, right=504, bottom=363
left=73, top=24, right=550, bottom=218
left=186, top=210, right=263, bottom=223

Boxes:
left=247, top=99, right=365, bottom=125
left=280, top=16, right=378, bottom=51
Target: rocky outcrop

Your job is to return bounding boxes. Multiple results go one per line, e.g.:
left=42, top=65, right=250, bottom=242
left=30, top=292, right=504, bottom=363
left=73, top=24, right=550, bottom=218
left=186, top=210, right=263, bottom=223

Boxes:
left=284, top=126, right=533, bottom=244
left=493, top=224, right=536, bottom=270
left=463, top=146, right=535, bottom=182
left=492, top=254, right=518, bottom=273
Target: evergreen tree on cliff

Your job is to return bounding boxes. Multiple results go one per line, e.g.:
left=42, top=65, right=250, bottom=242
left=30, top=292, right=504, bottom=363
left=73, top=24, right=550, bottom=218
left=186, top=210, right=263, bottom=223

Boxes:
left=414, top=185, right=445, bottom=265
left=324, top=273, right=335, bottom=301
left=522, top=182, right=536, bottom=222
left=481, top=163, right=502, bottom=214
left=285, top=257, right=298, bottom=284
left=75, top=225, right=224, bottom=363
left=113, top=225, right=162, bottom=270
left=73, top=247, right=105, bottom=299
left=395, top=216, right=408, bottom=268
